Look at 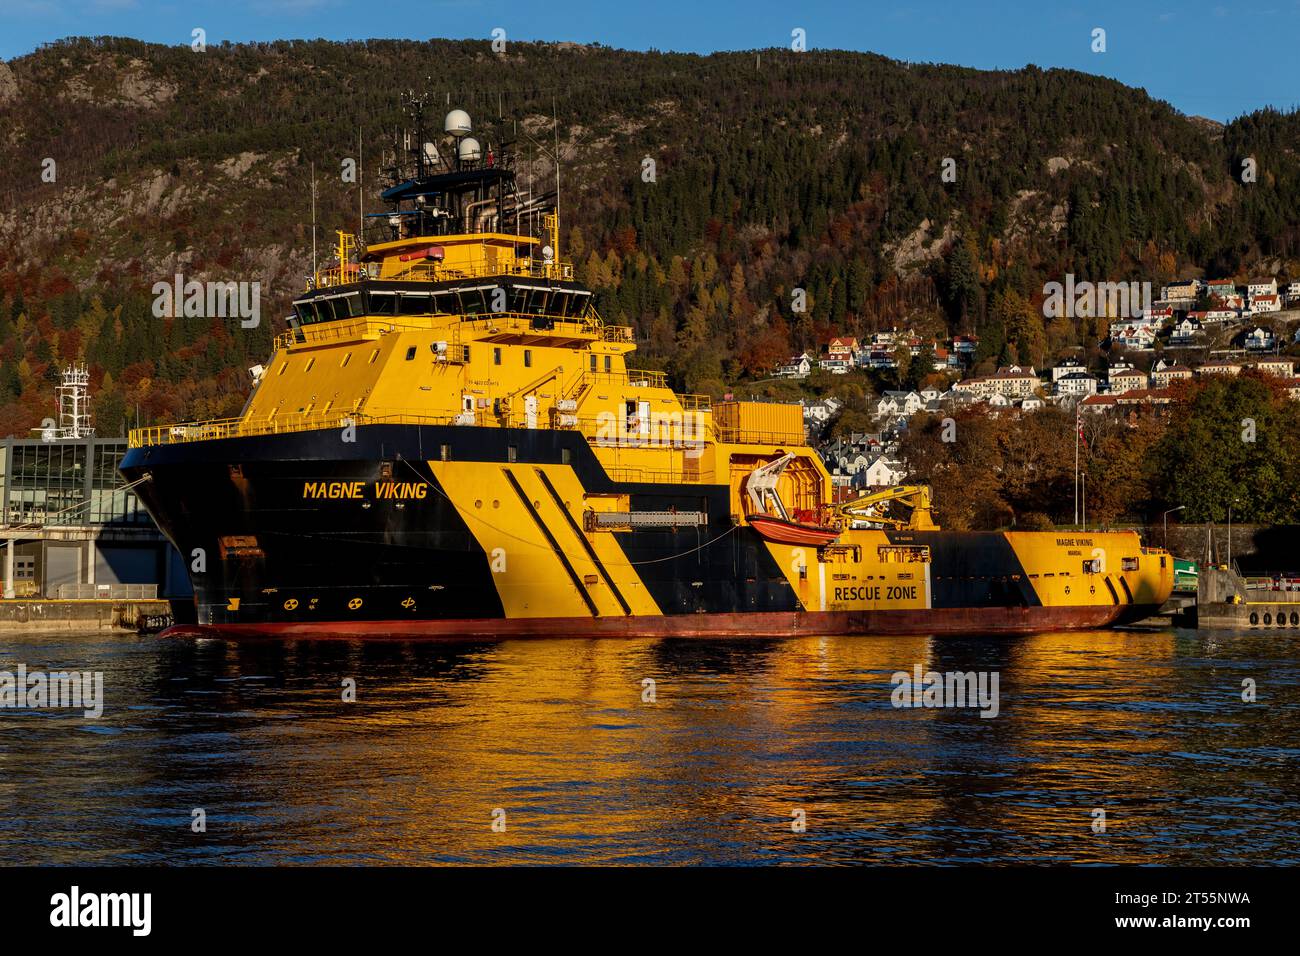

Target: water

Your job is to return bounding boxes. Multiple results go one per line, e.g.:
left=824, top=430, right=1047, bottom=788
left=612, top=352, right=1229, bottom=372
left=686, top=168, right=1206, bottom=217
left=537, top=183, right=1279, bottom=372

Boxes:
left=2, top=626, right=1298, bottom=865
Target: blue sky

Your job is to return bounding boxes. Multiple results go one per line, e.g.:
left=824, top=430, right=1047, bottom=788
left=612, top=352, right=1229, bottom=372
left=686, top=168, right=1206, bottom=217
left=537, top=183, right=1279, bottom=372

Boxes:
left=2, top=0, right=1296, bottom=121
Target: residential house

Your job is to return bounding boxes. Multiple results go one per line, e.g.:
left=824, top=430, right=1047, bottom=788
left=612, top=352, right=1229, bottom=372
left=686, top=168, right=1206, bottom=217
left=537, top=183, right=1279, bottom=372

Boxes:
left=865, top=349, right=898, bottom=369
left=874, top=390, right=925, bottom=419
left=1248, top=277, right=1278, bottom=299
left=858, top=455, right=907, bottom=489
left=1206, top=279, right=1237, bottom=301
left=1241, top=326, right=1276, bottom=351
left=1056, top=371, right=1098, bottom=397
left=1246, top=358, right=1295, bottom=377
left=1109, top=368, right=1150, bottom=394
left=1169, top=317, right=1203, bottom=345
left=821, top=337, right=860, bottom=374
left=1197, top=360, right=1242, bottom=377
left=1113, top=325, right=1157, bottom=350
left=1151, top=364, right=1193, bottom=389
left=1162, top=279, right=1200, bottom=303
left=776, top=353, right=812, bottom=379
left=802, top=396, right=843, bottom=425
left=1080, top=394, right=1119, bottom=414
left=1250, top=293, right=1281, bottom=314
left=1051, top=358, right=1087, bottom=382
left=1115, top=388, right=1174, bottom=408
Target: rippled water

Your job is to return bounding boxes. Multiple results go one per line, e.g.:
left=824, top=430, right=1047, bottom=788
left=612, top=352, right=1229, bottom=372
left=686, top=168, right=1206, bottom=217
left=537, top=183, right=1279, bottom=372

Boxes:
left=1, top=626, right=1297, bottom=865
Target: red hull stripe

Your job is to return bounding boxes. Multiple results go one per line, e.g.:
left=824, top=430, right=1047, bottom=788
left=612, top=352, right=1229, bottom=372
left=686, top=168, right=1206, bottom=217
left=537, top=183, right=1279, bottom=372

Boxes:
left=161, top=604, right=1159, bottom=640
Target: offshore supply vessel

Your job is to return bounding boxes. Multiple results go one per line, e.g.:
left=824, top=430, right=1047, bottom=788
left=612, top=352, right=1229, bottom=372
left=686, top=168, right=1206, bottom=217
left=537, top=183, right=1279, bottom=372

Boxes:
left=121, top=107, right=1173, bottom=639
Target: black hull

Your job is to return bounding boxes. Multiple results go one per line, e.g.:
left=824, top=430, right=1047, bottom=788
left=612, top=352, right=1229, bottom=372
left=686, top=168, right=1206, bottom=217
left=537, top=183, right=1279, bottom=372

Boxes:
left=121, top=424, right=1148, bottom=637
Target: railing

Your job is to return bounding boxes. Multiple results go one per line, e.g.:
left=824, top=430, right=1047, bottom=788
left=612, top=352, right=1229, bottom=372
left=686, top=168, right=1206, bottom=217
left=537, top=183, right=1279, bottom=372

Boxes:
left=130, top=410, right=469, bottom=448
left=606, top=466, right=718, bottom=485
left=57, top=583, right=159, bottom=600
left=376, top=257, right=575, bottom=285
left=131, top=402, right=715, bottom=450
left=274, top=318, right=438, bottom=350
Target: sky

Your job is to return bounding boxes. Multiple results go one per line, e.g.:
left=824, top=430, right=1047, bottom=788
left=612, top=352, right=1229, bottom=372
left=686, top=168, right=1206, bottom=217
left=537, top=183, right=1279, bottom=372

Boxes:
left=1, top=0, right=1297, bottom=122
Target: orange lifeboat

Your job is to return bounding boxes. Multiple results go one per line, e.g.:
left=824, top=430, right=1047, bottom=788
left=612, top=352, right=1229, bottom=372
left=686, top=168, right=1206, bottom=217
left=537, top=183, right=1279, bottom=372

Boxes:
left=747, top=513, right=840, bottom=547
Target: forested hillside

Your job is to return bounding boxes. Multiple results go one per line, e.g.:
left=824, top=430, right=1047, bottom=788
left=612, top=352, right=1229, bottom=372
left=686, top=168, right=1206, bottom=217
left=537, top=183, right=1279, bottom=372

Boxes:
left=1, top=36, right=1298, bottom=436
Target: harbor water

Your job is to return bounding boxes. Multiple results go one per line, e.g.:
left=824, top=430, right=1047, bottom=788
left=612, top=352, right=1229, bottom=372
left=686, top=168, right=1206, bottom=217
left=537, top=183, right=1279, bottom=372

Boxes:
left=2, top=626, right=1297, bottom=865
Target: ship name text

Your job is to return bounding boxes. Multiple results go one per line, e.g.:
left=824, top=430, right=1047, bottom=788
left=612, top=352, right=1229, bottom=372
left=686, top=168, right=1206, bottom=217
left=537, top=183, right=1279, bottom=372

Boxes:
left=302, top=481, right=428, bottom=500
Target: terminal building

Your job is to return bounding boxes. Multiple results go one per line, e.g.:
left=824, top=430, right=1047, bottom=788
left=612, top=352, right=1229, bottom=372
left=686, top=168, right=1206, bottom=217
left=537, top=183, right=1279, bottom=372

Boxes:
left=1, top=366, right=189, bottom=600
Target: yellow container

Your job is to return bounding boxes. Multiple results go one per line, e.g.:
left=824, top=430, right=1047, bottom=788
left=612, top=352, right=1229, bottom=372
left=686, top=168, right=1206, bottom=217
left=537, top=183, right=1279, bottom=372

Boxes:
left=713, top=401, right=805, bottom=445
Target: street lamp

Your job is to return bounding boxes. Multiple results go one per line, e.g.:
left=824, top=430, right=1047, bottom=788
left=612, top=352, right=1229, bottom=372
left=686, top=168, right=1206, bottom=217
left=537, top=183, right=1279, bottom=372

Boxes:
left=1163, top=505, right=1185, bottom=549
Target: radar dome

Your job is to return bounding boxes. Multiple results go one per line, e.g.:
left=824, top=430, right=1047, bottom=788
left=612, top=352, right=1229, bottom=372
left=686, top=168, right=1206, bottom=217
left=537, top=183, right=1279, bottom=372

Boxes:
left=458, top=137, right=482, bottom=163
left=444, top=109, right=472, bottom=137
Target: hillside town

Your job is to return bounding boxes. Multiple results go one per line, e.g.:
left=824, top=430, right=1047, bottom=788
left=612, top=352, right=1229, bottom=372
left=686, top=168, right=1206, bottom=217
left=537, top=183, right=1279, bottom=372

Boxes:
left=781, top=275, right=1300, bottom=491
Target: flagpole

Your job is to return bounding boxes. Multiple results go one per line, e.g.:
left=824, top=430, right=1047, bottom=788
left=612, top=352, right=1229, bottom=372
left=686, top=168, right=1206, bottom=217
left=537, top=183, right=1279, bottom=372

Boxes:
left=1074, top=401, right=1079, bottom=527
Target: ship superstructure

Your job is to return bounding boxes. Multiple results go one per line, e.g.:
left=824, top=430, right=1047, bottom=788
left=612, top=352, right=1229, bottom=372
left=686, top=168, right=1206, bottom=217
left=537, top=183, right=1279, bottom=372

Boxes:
left=121, top=106, right=1172, bottom=638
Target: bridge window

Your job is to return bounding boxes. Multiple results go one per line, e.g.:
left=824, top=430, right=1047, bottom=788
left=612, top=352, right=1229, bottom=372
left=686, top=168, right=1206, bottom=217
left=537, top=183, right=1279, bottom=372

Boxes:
left=524, top=350, right=532, bottom=368
left=399, top=293, right=432, bottom=316
left=494, top=347, right=502, bottom=366
left=405, top=347, right=417, bottom=361
left=368, top=291, right=397, bottom=316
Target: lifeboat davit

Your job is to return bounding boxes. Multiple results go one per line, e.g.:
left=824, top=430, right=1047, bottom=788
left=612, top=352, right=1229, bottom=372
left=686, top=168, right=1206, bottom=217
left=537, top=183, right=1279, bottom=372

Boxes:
left=747, top=513, right=840, bottom=547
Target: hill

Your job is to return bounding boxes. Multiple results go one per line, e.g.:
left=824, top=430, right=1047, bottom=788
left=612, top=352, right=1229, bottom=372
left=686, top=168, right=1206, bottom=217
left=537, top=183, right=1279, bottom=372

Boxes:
left=1, top=36, right=1298, bottom=435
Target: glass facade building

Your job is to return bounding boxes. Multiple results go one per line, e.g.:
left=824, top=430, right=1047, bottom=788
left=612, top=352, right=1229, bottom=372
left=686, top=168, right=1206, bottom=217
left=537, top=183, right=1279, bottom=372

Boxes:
left=1, top=437, right=187, bottom=600
left=2, top=438, right=148, bottom=528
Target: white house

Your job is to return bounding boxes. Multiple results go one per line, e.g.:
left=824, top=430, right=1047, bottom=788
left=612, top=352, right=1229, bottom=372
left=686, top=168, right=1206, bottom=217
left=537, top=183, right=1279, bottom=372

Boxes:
left=1051, top=358, right=1087, bottom=382
left=1248, top=278, right=1278, bottom=299
left=860, top=456, right=907, bottom=488
left=1056, top=371, right=1098, bottom=396
left=874, top=390, right=924, bottom=419
left=1251, top=293, right=1281, bottom=314
left=776, top=353, right=812, bottom=378
left=1114, top=325, right=1157, bottom=350
left=1169, top=317, right=1203, bottom=346
left=1243, top=326, right=1275, bottom=351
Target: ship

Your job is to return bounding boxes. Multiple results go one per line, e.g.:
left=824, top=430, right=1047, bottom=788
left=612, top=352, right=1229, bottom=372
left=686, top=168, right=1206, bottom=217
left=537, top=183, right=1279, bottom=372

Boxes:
left=120, top=104, right=1174, bottom=639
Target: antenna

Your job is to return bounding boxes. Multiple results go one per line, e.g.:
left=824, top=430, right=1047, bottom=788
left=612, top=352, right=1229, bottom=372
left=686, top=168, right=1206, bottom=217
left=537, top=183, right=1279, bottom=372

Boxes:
left=552, top=95, right=561, bottom=261
left=310, top=160, right=317, bottom=279
left=358, top=126, right=363, bottom=244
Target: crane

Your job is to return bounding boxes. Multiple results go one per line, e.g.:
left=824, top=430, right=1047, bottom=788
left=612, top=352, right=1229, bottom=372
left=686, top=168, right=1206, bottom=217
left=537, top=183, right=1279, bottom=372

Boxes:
left=834, top=484, right=939, bottom=531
